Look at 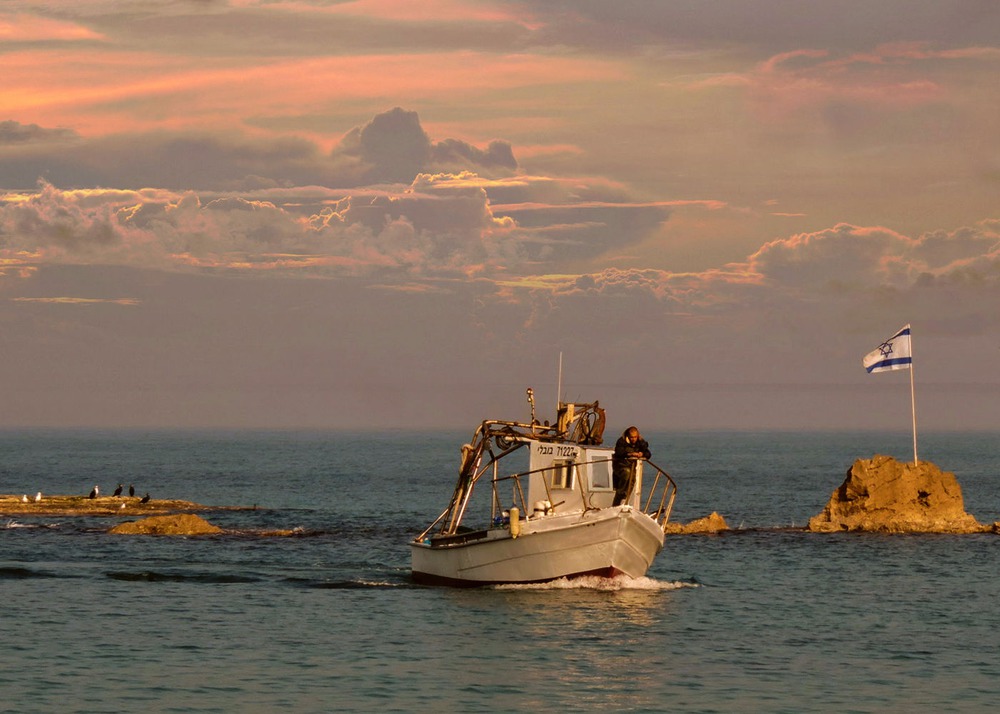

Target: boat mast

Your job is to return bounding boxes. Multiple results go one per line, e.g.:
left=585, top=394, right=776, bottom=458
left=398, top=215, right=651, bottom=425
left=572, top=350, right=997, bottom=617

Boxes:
left=556, top=351, right=563, bottom=409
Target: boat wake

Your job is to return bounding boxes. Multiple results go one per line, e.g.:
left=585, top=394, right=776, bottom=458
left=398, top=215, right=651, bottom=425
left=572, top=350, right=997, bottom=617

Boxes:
left=493, top=574, right=697, bottom=592
left=299, top=579, right=407, bottom=589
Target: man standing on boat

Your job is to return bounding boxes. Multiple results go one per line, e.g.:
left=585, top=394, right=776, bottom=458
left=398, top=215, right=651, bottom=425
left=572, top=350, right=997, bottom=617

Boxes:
left=612, top=426, right=651, bottom=506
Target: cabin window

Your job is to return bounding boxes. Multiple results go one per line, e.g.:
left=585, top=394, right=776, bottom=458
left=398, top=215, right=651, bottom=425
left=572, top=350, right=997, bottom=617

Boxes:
left=590, top=462, right=612, bottom=489
left=549, top=460, right=576, bottom=489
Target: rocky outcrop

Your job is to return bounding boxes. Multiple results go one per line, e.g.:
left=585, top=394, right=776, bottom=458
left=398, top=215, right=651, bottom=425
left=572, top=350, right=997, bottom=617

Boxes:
left=808, top=455, right=987, bottom=533
left=664, top=511, right=729, bottom=534
left=109, top=513, right=224, bottom=535
left=0, top=494, right=220, bottom=517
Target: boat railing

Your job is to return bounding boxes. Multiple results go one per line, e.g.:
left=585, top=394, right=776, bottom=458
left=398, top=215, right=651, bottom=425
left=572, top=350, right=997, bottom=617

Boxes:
left=414, top=449, right=678, bottom=542
left=489, top=472, right=529, bottom=523
left=641, top=459, right=678, bottom=532
left=578, top=456, right=678, bottom=530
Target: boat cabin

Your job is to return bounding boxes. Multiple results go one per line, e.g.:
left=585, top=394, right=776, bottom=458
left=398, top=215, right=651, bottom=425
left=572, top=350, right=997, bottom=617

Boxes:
left=525, top=440, right=623, bottom=515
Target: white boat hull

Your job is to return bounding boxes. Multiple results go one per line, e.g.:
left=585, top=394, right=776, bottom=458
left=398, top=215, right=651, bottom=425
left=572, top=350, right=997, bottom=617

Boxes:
left=410, top=507, right=665, bottom=586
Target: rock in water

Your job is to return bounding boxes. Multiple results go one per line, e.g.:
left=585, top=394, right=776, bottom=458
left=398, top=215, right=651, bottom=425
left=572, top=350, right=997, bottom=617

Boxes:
left=808, top=455, right=985, bottom=533
left=663, top=511, right=729, bottom=534
left=108, top=513, right=223, bottom=536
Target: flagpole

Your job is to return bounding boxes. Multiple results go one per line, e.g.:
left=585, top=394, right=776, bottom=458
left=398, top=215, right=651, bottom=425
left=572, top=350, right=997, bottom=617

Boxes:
left=909, top=331, right=918, bottom=465
left=863, top=324, right=918, bottom=464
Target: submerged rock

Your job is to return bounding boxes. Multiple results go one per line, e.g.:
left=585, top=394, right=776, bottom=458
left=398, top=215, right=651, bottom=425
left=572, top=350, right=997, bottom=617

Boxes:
left=808, top=455, right=987, bottom=534
left=664, top=511, right=729, bottom=534
left=109, top=513, right=224, bottom=536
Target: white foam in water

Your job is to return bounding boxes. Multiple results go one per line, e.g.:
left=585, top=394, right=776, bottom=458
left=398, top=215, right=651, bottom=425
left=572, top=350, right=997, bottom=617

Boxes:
left=3, top=519, right=37, bottom=529
left=493, top=573, right=697, bottom=591
left=356, top=580, right=404, bottom=587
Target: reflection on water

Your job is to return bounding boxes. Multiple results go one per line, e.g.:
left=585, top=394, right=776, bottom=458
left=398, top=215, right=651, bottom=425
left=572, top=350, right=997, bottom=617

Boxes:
left=418, top=575, right=693, bottom=711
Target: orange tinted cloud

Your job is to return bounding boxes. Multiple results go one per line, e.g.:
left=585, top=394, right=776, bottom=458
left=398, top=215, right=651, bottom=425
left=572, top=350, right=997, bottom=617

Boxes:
left=11, top=296, right=138, bottom=305
left=687, top=43, right=1000, bottom=123
left=4, top=46, right=625, bottom=137
left=295, top=0, right=534, bottom=25
left=0, top=12, right=104, bottom=41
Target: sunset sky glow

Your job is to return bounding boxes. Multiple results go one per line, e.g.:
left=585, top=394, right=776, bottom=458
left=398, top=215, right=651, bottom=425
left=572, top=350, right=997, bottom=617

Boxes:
left=1, top=1, right=998, bottom=431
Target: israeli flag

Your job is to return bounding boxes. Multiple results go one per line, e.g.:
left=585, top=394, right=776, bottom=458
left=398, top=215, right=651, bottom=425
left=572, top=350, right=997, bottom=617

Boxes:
left=863, top=324, right=912, bottom=373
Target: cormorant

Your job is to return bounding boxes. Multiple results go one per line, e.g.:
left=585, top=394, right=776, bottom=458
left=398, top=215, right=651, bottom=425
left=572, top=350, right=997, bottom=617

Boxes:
left=113, top=484, right=123, bottom=497
left=139, top=493, right=150, bottom=504
left=129, top=484, right=135, bottom=497
left=89, top=486, right=99, bottom=499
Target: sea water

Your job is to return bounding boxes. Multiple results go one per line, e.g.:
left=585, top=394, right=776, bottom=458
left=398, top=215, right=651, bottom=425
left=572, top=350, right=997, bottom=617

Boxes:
left=2, top=430, right=999, bottom=713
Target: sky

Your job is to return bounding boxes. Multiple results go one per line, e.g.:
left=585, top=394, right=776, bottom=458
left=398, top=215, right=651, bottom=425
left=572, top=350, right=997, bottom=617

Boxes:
left=1, top=0, right=998, bottom=432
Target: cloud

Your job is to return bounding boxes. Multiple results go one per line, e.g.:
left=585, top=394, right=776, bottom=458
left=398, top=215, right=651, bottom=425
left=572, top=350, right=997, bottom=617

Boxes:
left=334, top=107, right=432, bottom=184
left=3, top=4, right=626, bottom=140
left=10, top=296, right=138, bottom=305
left=684, top=43, right=1000, bottom=145
left=0, top=129, right=330, bottom=191
left=5, top=176, right=999, bottom=335
left=2, top=96, right=998, bottom=347
left=0, top=178, right=509, bottom=279
left=492, top=201, right=673, bottom=263
left=0, top=120, right=78, bottom=145
left=331, top=107, right=519, bottom=185
left=482, top=218, right=1000, bottom=350
left=432, top=138, right=517, bottom=173
left=517, top=1, right=1000, bottom=54
left=0, top=12, right=104, bottom=42
left=57, top=0, right=534, bottom=57
left=319, top=0, right=534, bottom=26
left=0, top=105, right=690, bottom=281
left=744, top=222, right=1000, bottom=291
left=0, top=108, right=519, bottom=191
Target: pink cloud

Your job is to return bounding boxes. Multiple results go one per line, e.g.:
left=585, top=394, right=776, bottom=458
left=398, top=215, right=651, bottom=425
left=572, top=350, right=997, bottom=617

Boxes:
left=689, top=43, right=999, bottom=124
left=5, top=182, right=999, bottom=338
left=4, top=46, right=626, bottom=138
left=0, top=12, right=104, bottom=42
left=0, top=179, right=514, bottom=279
left=11, top=296, right=139, bottom=305
left=308, top=0, right=537, bottom=26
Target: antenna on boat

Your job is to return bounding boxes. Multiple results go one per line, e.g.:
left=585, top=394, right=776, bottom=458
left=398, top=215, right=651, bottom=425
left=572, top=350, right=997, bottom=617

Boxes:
left=556, top=351, right=563, bottom=408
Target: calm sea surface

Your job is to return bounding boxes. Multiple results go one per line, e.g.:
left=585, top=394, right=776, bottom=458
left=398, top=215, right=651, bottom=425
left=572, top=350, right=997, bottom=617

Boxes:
left=2, top=430, right=999, bottom=713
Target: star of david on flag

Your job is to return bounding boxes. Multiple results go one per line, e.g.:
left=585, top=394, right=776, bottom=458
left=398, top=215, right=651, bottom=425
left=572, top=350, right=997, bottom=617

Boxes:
left=862, top=324, right=912, bottom=373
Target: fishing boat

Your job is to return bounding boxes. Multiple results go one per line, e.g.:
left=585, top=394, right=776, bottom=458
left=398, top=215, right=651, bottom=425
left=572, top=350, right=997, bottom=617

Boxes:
left=411, top=389, right=678, bottom=586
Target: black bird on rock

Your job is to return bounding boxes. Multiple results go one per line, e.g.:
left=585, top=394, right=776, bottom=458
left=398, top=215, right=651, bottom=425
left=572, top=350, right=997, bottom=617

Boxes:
left=129, top=484, right=135, bottom=497
left=139, top=493, right=150, bottom=504
left=113, top=484, right=123, bottom=497
left=88, top=485, right=99, bottom=499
